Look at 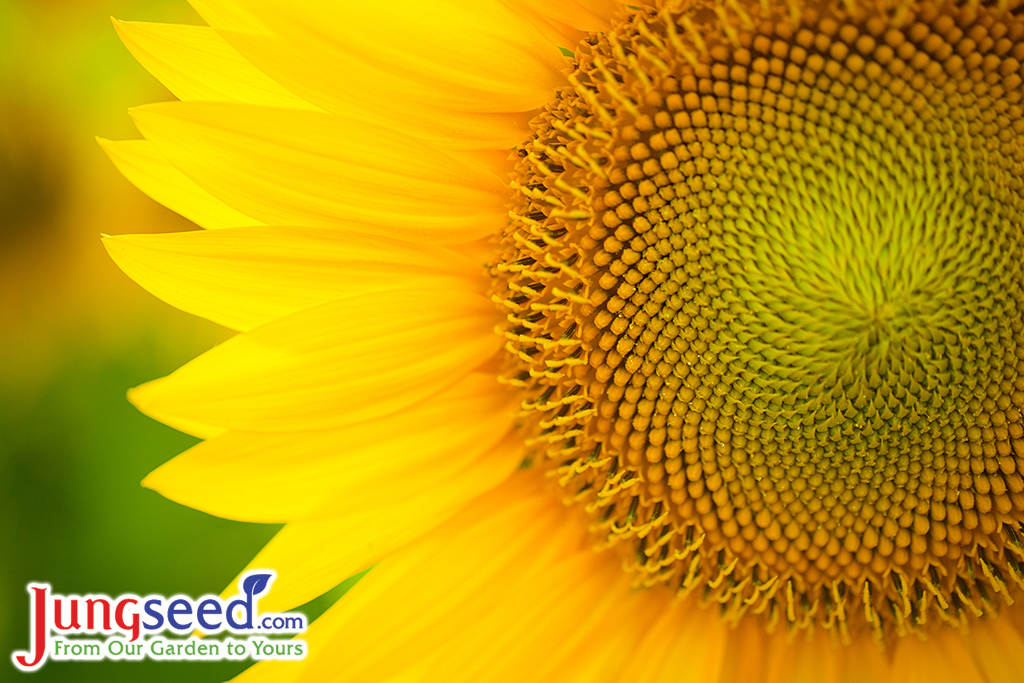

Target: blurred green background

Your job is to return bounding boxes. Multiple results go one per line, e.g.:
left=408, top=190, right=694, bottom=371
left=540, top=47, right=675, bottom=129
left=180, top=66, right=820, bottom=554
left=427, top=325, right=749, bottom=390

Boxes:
left=0, top=1, right=295, bottom=679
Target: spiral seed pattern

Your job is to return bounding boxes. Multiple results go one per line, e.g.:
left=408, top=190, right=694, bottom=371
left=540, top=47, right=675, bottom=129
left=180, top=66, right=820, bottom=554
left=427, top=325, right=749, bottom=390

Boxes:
left=492, top=0, right=1024, bottom=642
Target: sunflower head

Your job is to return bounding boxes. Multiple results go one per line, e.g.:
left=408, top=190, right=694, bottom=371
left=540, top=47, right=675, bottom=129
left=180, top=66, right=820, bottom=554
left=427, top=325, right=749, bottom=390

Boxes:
left=106, top=0, right=1024, bottom=675
left=493, top=0, right=1024, bottom=643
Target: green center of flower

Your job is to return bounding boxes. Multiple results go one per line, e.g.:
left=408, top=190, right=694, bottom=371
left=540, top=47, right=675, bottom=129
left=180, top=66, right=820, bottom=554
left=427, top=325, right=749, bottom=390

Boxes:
left=491, top=0, right=1024, bottom=642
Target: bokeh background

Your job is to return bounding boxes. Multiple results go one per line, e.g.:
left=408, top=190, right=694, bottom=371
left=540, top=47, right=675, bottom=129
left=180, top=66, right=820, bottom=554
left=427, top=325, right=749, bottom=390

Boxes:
left=0, top=1, right=346, bottom=679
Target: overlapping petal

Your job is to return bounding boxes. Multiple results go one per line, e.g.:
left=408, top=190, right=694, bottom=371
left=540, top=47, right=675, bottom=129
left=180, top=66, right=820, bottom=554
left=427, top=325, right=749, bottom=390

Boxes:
left=143, top=373, right=517, bottom=523
left=130, top=102, right=508, bottom=241
left=129, top=288, right=502, bottom=433
left=104, top=226, right=483, bottom=331
left=219, top=434, right=524, bottom=612
left=189, top=0, right=565, bottom=114
left=114, top=20, right=317, bottom=109
left=115, top=17, right=533, bottom=150
left=504, top=0, right=616, bottom=33
left=229, top=472, right=658, bottom=683
left=965, top=617, right=1024, bottom=683
left=143, top=372, right=522, bottom=612
left=99, top=138, right=261, bottom=229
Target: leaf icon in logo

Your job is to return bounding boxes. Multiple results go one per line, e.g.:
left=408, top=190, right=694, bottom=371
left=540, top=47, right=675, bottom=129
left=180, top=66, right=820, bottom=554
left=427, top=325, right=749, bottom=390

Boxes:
left=242, top=573, right=272, bottom=597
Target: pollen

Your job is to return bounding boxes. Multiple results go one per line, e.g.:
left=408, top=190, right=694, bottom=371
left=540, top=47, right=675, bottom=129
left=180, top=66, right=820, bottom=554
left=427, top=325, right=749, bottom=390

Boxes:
left=491, top=0, right=1024, bottom=643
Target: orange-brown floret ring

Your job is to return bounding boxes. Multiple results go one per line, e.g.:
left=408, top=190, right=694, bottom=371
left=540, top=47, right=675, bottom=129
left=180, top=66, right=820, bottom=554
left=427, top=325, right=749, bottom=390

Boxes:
left=490, top=0, right=1024, bottom=644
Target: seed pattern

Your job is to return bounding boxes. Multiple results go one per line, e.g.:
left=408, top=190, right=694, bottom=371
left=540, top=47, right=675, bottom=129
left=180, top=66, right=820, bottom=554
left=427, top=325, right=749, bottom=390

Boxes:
left=491, top=0, right=1024, bottom=642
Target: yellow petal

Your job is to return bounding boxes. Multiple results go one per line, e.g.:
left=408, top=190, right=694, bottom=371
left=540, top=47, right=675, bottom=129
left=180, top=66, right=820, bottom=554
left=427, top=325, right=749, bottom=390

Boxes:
left=164, top=4, right=535, bottom=149
left=223, top=434, right=523, bottom=613
left=183, top=0, right=267, bottom=34
left=508, top=0, right=615, bottom=33
left=113, top=20, right=316, bottom=109
left=280, top=472, right=746, bottom=683
left=571, top=0, right=618, bottom=25
left=892, top=631, right=986, bottom=683
left=143, top=373, right=516, bottom=522
left=192, top=28, right=536, bottom=150
left=432, top=559, right=639, bottom=683
left=129, top=288, right=502, bottom=432
left=1009, top=602, right=1024, bottom=634
left=190, top=0, right=564, bottom=114
left=625, top=606, right=729, bottom=683
left=98, top=138, right=260, bottom=229
left=962, top=616, right=1024, bottom=683
left=130, top=102, right=507, bottom=242
left=273, top=472, right=619, bottom=682
left=103, top=226, right=484, bottom=331
left=719, top=625, right=889, bottom=683
left=229, top=657, right=305, bottom=683
left=467, top=576, right=667, bottom=683
left=146, top=414, right=226, bottom=441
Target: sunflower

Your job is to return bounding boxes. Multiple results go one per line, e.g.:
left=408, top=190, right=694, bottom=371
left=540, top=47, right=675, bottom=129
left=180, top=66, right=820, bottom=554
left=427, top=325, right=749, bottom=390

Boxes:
left=103, top=0, right=1024, bottom=680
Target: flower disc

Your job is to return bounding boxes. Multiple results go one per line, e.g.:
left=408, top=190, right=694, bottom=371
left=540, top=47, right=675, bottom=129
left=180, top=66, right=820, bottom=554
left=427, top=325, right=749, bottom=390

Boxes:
left=492, top=0, right=1024, bottom=642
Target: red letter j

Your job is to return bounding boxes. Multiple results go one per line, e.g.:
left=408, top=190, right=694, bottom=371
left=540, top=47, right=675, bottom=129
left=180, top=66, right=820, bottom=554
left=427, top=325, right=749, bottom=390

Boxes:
left=12, top=584, right=48, bottom=671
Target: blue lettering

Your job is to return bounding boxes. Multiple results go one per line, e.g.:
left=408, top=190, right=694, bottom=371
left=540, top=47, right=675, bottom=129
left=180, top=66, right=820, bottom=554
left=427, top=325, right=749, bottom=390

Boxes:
left=143, top=599, right=164, bottom=630
left=197, top=599, right=222, bottom=630
left=226, top=596, right=253, bottom=630
left=167, top=599, right=193, bottom=631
